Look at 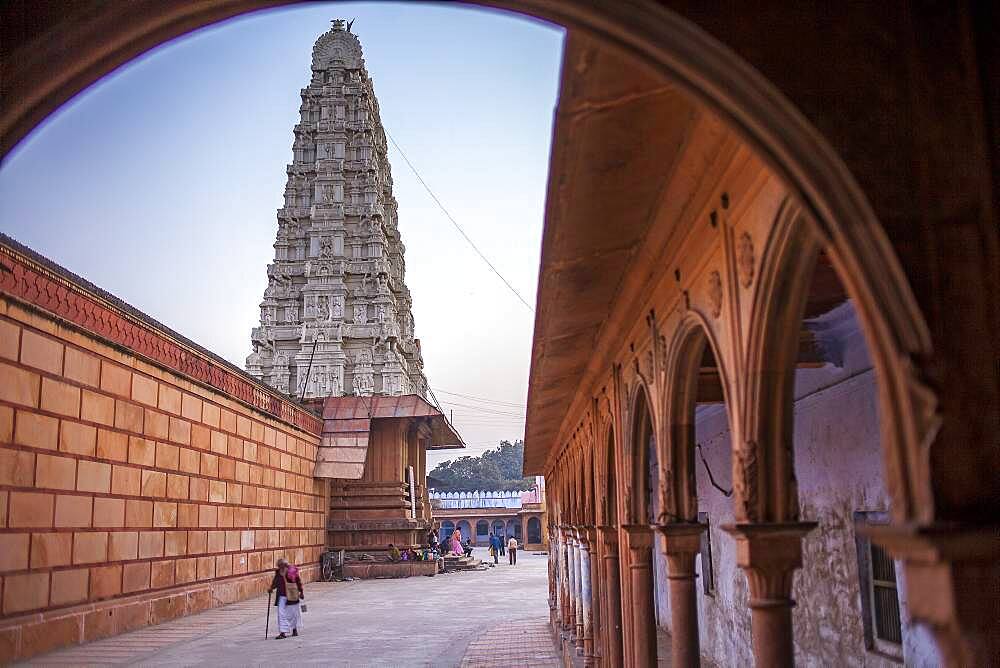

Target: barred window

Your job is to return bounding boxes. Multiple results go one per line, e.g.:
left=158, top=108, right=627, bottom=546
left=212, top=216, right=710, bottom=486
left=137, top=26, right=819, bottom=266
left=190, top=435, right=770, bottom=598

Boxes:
left=854, top=512, right=903, bottom=661
left=697, top=512, right=715, bottom=596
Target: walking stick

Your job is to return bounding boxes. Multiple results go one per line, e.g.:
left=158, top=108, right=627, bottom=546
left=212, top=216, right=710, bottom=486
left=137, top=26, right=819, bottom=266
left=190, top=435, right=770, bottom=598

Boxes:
left=265, top=589, right=272, bottom=639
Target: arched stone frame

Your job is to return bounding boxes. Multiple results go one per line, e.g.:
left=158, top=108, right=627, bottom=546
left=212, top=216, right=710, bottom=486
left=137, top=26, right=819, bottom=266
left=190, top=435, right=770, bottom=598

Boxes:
left=6, top=2, right=994, bottom=664
left=598, top=418, right=625, bottom=668
left=593, top=395, right=616, bottom=529
left=602, top=422, right=619, bottom=527
left=621, top=377, right=661, bottom=666
left=626, top=380, right=658, bottom=526
left=741, top=197, right=822, bottom=523
left=661, top=312, right=736, bottom=523
left=580, top=420, right=596, bottom=527
left=0, top=0, right=943, bottom=528
left=475, top=519, right=490, bottom=543
left=528, top=516, right=543, bottom=543
left=570, top=440, right=581, bottom=526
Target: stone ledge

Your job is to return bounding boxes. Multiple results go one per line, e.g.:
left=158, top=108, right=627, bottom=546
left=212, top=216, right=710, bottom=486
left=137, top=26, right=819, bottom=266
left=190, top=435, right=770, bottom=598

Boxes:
left=342, top=561, right=436, bottom=579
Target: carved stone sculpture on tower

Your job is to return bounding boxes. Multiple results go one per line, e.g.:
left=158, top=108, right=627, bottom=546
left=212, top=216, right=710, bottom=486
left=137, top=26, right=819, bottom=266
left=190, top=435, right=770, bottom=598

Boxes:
left=245, top=20, right=428, bottom=400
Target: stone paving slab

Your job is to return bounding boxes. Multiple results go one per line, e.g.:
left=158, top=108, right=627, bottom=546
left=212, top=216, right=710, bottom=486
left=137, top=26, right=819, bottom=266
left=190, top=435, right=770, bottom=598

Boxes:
left=22, top=549, right=551, bottom=667
left=460, top=619, right=560, bottom=667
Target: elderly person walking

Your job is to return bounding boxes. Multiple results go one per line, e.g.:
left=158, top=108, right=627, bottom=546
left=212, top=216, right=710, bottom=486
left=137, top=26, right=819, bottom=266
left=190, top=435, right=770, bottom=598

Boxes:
left=268, top=558, right=304, bottom=639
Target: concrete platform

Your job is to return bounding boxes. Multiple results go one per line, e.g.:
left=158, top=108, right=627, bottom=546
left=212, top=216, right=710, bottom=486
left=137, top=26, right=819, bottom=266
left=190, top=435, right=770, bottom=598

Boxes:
left=341, top=559, right=438, bottom=579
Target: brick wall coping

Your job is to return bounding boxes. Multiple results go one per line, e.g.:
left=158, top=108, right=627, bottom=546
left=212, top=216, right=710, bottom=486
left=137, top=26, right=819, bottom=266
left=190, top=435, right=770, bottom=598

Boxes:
left=0, top=234, right=322, bottom=435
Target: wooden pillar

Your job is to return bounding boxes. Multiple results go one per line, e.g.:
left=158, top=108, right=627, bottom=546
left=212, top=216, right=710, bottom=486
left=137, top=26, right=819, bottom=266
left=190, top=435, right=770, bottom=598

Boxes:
left=622, top=524, right=657, bottom=667
left=723, top=522, right=816, bottom=668
left=656, top=523, right=706, bottom=668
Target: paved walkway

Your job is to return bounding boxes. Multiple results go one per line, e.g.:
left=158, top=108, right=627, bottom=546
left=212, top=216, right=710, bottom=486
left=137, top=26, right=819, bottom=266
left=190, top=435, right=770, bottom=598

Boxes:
left=22, top=548, right=554, bottom=667
left=460, top=619, right=559, bottom=667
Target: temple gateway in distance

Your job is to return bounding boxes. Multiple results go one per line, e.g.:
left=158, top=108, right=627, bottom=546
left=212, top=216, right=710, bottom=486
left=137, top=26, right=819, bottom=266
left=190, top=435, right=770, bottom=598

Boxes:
left=247, top=18, right=426, bottom=403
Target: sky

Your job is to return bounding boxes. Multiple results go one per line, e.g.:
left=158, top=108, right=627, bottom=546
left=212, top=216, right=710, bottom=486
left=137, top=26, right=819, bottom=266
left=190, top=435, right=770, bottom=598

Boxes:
left=0, top=2, right=565, bottom=467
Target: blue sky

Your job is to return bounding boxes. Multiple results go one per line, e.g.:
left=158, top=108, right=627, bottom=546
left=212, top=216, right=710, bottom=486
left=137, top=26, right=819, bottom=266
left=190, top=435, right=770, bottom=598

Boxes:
left=0, top=2, right=565, bottom=463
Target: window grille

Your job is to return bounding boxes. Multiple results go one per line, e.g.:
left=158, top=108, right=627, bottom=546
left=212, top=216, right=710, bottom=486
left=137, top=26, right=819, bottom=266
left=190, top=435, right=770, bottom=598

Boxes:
left=697, top=511, right=715, bottom=596
left=869, top=542, right=902, bottom=644
left=854, top=512, right=903, bottom=661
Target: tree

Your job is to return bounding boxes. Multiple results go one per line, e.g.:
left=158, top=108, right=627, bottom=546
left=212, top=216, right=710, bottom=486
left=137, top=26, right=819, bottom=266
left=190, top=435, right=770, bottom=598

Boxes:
left=428, top=440, right=535, bottom=492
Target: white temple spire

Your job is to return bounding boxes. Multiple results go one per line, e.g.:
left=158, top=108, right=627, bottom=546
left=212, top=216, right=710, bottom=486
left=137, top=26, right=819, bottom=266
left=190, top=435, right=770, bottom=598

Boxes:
left=246, top=22, right=427, bottom=401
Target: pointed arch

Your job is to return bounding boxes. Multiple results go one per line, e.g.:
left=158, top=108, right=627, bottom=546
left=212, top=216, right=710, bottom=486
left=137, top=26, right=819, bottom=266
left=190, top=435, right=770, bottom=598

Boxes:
left=627, top=382, right=657, bottom=525
left=739, top=198, right=823, bottom=522
left=662, top=313, right=735, bottom=522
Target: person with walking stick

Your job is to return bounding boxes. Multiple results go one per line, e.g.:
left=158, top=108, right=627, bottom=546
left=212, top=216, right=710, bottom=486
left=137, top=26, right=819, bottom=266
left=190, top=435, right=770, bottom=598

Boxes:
left=268, top=558, right=304, bottom=639
left=265, top=588, right=272, bottom=639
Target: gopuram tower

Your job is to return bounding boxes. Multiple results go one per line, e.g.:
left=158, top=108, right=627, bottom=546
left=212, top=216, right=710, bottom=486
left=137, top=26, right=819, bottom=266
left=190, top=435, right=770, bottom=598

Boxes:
left=247, top=19, right=427, bottom=402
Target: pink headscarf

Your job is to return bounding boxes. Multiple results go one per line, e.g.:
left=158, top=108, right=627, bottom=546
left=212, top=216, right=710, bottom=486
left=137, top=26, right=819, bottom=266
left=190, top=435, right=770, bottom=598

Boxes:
left=286, top=563, right=299, bottom=580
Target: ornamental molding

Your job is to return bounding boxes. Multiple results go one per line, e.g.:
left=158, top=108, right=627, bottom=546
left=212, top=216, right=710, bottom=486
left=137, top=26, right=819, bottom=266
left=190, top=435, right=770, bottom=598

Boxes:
left=737, top=231, right=755, bottom=288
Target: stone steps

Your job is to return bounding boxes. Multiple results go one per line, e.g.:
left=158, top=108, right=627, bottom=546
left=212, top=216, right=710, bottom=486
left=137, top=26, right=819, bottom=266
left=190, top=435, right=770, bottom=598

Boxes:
left=443, top=555, right=484, bottom=572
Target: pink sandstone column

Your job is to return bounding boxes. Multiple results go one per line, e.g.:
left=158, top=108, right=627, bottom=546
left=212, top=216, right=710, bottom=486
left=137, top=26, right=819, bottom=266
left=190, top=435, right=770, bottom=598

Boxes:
left=597, top=526, right=624, bottom=668
left=549, top=531, right=559, bottom=630
left=572, top=527, right=585, bottom=654
left=723, top=522, right=816, bottom=668
left=622, top=524, right=657, bottom=667
left=560, top=527, right=575, bottom=641
left=578, top=526, right=597, bottom=665
left=567, top=529, right=581, bottom=650
left=656, top=523, right=707, bottom=668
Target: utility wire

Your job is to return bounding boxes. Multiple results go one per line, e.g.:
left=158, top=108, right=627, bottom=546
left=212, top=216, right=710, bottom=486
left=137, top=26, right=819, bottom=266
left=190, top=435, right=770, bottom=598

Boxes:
left=432, top=387, right=525, bottom=408
left=384, top=128, right=535, bottom=313
left=439, top=400, right=525, bottom=417
left=446, top=408, right=527, bottom=423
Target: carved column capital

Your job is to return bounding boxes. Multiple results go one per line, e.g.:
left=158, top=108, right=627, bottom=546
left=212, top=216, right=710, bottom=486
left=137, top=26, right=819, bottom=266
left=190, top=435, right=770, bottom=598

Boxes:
left=577, top=525, right=596, bottom=547
left=722, top=522, right=817, bottom=605
left=656, top=523, right=706, bottom=580
left=596, top=525, right=619, bottom=556
left=622, top=524, right=655, bottom=566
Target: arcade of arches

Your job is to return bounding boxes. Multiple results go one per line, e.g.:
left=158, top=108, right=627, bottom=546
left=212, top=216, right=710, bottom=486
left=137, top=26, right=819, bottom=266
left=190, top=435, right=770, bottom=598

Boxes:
left=1, top=2, right=997, bottom=668
left=435, top=513, right=546, bottom=549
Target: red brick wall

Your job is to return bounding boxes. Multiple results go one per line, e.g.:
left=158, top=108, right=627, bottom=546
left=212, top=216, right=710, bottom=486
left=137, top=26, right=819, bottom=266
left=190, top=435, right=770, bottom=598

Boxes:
left=0, top=295, right=325, bottom=661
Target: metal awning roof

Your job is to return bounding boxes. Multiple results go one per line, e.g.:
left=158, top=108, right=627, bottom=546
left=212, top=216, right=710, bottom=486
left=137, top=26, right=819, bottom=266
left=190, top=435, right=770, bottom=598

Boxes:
left=314, top=394, right=465, bottom=479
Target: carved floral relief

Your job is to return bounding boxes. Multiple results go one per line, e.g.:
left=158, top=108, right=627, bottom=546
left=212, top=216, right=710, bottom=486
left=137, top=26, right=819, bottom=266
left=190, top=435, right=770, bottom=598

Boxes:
left=708, top=270, right=723, bottom=318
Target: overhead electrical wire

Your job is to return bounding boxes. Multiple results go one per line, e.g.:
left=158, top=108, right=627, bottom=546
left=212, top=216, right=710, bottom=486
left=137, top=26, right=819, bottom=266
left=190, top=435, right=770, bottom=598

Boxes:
left=439, top=401, right=525, bottom=417
left=431, top=387, right=525, bottom=408
left=384, top=128, right=535, bottom=313
left=447, top=412, right=525, bottom=420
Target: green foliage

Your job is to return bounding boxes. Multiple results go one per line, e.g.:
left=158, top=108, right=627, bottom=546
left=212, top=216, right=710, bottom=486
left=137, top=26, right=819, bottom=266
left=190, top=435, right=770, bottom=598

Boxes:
left=428, top=440, right=535, bottom=492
